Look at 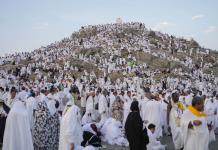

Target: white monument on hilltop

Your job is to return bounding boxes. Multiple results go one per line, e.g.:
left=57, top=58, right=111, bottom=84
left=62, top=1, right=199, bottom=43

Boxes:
left=116, top=18, right=123, bottom=24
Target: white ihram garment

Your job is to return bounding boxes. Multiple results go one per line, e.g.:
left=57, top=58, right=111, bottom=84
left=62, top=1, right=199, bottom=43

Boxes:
left=2, top=101, right=34, bottom=150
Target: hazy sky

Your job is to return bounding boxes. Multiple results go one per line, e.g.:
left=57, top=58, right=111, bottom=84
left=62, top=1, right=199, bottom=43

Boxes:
left=0, top=0, right=217, bottom=56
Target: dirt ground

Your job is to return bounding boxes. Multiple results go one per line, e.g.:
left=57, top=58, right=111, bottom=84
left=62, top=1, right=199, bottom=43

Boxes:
left=1, top=135, right=218, bottom=150
left=102, top=134, right=218, bottom=150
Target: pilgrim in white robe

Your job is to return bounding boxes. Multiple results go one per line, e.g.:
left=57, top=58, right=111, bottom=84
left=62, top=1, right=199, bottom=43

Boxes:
left=214, top=98, right=218, bottom=128
left=59, top=105, right=83, bottom=150
left=80, top=89, right=87, bottom=108
left=98, top=94, right=109, bottom=126
left=180, top=108, right=209, bottom=150
left=109, top=93, right=116, bottom=115
left=143, top=100, right=163, bottom=138
left=101, top=118, right=128, bottom=146
left=2, top=101, right=34, bottom=150
left=86, top=95, right=95, bottom=120
left=140, top=97, right=150, bottom=127
left=17, top=89, right=28, bottom=102
left=204, top=99, right=216, bottom=142
left=26, top=96, right=37, bottom=129
left=160, top=97, right=169, bottom=135
left=147, top=129, right=165, bottom=150
left=169, top=102, right=183, bottom=150
left=123, top=95, right=132, bottom=126
left=82, top=110, right=93, bottom=125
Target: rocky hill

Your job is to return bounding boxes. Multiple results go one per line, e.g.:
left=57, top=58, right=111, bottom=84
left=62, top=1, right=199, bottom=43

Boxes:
left=1, top=22, right=218, bottom=81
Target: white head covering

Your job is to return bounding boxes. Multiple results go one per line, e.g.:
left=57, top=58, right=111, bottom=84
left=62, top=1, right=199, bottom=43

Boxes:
left=2, top=101, right=34, bottom=150
left=82, top=110, right=93, bottom=125
left=59, top=105, right=83, bottom=150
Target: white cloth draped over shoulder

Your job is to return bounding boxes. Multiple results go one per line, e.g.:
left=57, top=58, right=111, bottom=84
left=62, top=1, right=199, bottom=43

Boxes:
left=86, top=96, right=95, bottom=115
left=180, top=109, right=209, bottom=150
left=142, top=100, right=163, bottom=138
left=169, top=101, right=183, bottom=150
left=26, top=96, right=37, bottom=129
left=214, top=100, right=218, bottom=128
left=59, top=105, right=83, bottom=150
left=204, top=99, right=216, bottom=143
left=2, top=101, right=34, bottom=150
left=82, top=110, right=93, bottom=125
left=98, top=94, right=109, bottom=126
left=123, top=96, right=132, bottom=126
left=98, top=94, right=108, bottom=115
left=101, top=118, right=129, bottom=146
left=147, top=130, right=165, bottom=150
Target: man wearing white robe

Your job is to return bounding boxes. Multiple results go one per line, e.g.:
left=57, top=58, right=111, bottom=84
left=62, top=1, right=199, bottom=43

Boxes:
left=184, top=90, right=193, bottom=107
left=109, top=90, right=117, bottom=116
left=98, top=90, right=109, bottom=126
left=82, top=110, right=93, bottom=125
left=86, top=91, right=95, bottom=120
left=214, top=95, right=218, bottom=129
left=17, top=86, right=28, bottom=102
left=180, top=96, right=209, bottom=150
left=80, top=85, right=87, bottom=113
left=26, top=91, right=37, bottom=129
left=2, top=100, right=34, bottom=150
left=140, top=88, right=151, bottom=127
left=123, top=91, right=132, bottom=126
left=160, top=92, right=170, bottom=135
left=169, top=93, right=184, bottom=150
left=204, top=97, right=216, bottom=142
left=142, top=93, right=163, bottom=138
left=59, top=105, right=83, bottom=150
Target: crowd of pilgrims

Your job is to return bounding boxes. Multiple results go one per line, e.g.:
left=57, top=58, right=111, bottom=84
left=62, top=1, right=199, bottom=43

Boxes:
left=0, top=22, right=215, bottom=72
left=0, top=63, right=218, bottom=150
left=0, top=22, right=218, bottom=150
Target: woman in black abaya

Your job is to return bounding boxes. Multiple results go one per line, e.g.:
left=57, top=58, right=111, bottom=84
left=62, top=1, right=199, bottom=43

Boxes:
left=125, top=101, right=149, bottom=150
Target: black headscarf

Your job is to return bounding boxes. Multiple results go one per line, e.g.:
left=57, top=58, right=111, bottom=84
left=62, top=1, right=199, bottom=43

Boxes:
left=130, top=101, right=139, bottom=112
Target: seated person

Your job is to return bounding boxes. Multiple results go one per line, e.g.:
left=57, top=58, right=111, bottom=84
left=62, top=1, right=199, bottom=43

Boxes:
left=82, top=123, right=102, bottom=147
left=147, top=124, right=166, bottom=150
left=101, top=118, right=129, bottom=146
